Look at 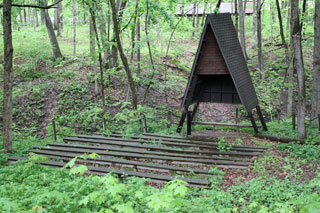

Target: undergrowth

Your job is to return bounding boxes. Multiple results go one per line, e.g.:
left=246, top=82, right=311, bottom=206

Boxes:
left=277, top=143, right=320, bottom=161
left=0, top=154, right=319, bottom=212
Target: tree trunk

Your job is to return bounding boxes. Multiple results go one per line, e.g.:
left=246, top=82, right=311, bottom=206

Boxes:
left=136, top=17, right=141, bottom=74
left=201, top=1, right=207, bottom=26
left=41, top=1, right=63, bottom=60
left=286, top=0, right=291, bottom=39
left=291, top=0, right=306, bottom=139
left=257, top=0, right=263, bottom=75
left=73, top=0, right=76, bottom=56
left=54, top=6, right=58, bottom=29
left=110, top=0, right=138, bottom=109
left=34, top=9, right=39, bottom=27
left=235, top=0, right=239, bottom=34
left=28, top=8, right=33, bottom=26
left=97, top=4, right=109, bottom=69
left=192, top=2, right=196, bottom=37
left=252, top=0, right=256, bottom=49
left=130, top=0, right=139, bottom=64
left=54, top=3, right=62, bottom=36
left=23, top=9, right=27, bottom=24
left=287, top=0, right=294, bottom=117
left=89, top=20, right=95, bottom=55
left=238, top=0, right=247, bottom=59
left=110, top=0, right=127, bottom=68
left=271, top=9, right=275, bottom=40
left=58, top=3, right=63, bottom=36
left=142, top=0, right=156, bottom=105
left=196, top=3, right=199, bottom=27
left=275, top=0, right=288, bottom=48
left=89, top=8, right=107, bottom=130
left=3, top=0, right=13, bottom=153
left=41, top=10, right=45, bottom=25
left=89, top=19, right=98, bottom=93
left=312, top=0, right=320, bottom=125
left=19, top=11, right=23, bottom=24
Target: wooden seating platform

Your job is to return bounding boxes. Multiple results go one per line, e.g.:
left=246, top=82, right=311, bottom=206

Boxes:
left=8, top=134, right=267, bottom=188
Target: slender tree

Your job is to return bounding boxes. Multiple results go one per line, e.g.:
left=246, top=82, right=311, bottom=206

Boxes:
left=41, top=0, right=63, bottom=60
left=256, top=0, right=263, bottom=75
left=238, top=0, right=247, bottom=59
left=89, top=6, right=107, bottom=129
left=34, top=9, right=39, bottom=27
left=73, top=0, right=76, bottom=56
left=252, top=0, right=256, bottom=48
left=54, top=2, right=62, bottom=36
left=3, top=0, right=13, bottom=153
left=110, top=0, right=138, bottom=109
left=275, top=0, right=287, bottom=48
left=136, top=16, right=141, bottom=74
left=97, top=2, right=109, bottom=70
left=192, top=1, right=196, bottom=37
left=234, top=0, right=238, bottom=34
left=291, top=0, right=306, bottom=139
left=312, top=0, right=320, bottom=125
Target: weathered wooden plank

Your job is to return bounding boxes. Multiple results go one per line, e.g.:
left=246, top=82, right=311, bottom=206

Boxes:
left=65, top=137, right=262, bottom=157
left=33, top=145, right=251, bottom=166
left=7, top=157, right=209, bottom=187
left=49, top=142, right=254, bottom=162
left=28, top=149, right=216, bottom=174
left=142, top=133, right=266, bottom=150
left=79, top=135, right=266, bottom=152
left=192, top=121, right=253, bottom=128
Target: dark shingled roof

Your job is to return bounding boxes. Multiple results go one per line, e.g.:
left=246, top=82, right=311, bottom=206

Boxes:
left=181, top=13, right=259, bottom=112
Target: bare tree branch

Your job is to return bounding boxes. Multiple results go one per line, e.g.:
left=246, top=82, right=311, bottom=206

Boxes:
left=0, top=0, right=63, bottom=9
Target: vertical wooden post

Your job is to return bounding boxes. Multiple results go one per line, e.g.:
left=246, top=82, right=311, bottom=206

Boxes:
left=256, top=106, right=267, bottom=131
left=52, top=120, right=57, bottom=141
left=176, top=110, right=187, bottom=133
left=292, top=112, right=296, bottom=130
left=187, top=111, right=192, bottom=136
left=191, top=102, right=200, bottom=121
left=236, top=106, right=239, bottom=134
left=248, top=112, right=259, bottom=134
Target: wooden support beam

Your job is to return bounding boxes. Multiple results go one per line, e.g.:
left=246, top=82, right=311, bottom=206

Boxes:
left=192, top=121, right=254, bottom=128
left=235, top=107, right=239, bottom=134
left=248, top=112, right=259, bottom=134
left=176, top=110, right=187, bottom=133
left=52, top=120, right=57, bottom=141
left=191, top=102, right=200, bottom=121
left=256, top=106, right=267, bottom=131
left=187, top=110, right=192, bottom=136
left=292, top=112, right=296, bottom=130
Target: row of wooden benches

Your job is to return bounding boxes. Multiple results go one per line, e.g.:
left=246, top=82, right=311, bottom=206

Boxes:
left=8, top=134, right=267, bottom=187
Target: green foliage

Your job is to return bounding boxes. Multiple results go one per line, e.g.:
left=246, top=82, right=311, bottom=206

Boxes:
left=217, top=137, right=232, bottom=152
left=266, top=119, right=320, bottom=143
left=230, top=176, right=320, bottom=212
left=0, top=147, right=319, bottom=212
left=0, top=135, right=50, bottom=166
left=277, top=143, right=320, bottom=161
left=113, top=103, right=177, bottom=135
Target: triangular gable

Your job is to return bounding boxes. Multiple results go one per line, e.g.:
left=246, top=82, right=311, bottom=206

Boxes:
left=181, top=13, right=259, bottom=112
left=196, top=27, right=229, bottom=75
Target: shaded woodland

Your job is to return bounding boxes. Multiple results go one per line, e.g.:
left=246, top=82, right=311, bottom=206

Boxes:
left=0, top=0, right=320, bottom=212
